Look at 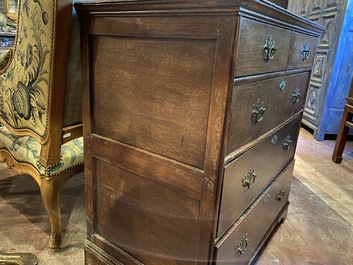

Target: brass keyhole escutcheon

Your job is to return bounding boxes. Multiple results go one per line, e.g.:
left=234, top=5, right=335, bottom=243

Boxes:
left=263, top=194, right=271, bottom=204
left=251, top=99, right=266, bottom=123
left=271, top=135, right=278, bottom=145
left=235, top=233, right=250, bottom=255
left=243, top=168, right=257, bottom=189
left=279, top=81, right=286, bottom=92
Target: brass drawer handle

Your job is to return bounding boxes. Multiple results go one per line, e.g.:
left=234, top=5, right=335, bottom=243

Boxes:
left=279, top=80, right=286, bottom=92
left=242, top=168, right=257, bottom=189
left=301, top=43, right=310, bottom=61
left=282, top=135, right=292, bottom=150
left=251, top=99, right=266, bottom=123
left=263, top=35, right=277, bottom=61
left=235, top=233, right=250, bottom=255
left=276, top=189, right=286, bottom=201
left=291, top=89, right=301, bottom=104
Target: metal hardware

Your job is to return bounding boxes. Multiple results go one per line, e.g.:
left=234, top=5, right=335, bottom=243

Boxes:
left=263, top=35, right=277, bottom=61
left=276, top=189, right=286, bottom=201
left=291, top=89, right=301, bottom=104
left=251, top=99, right=266, bottom=123
left=301, top=42, right=310, bottom=61
left=235, top=233, right=250, bottom=255
left=242, top=168, right=257, bottom=189
left=0, top=252, right=38, bottom=265
left=282, top=135, right=292, bottom=150
left=263, top=194, right=271, bottom=204
left=271, top=135, right=278, bottom=145
left=279, top=81, right=286, bottom=92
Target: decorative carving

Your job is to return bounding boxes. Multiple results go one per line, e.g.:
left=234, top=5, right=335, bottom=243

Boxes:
left=300, top=0, right=308, bottom=16
left=288, top=0, right=346, bottom=134
left=312, top=54, right=326, bottom=80
left=306, top=84, right=319, bottom=112
left=313, top=0, right=322, bottom=8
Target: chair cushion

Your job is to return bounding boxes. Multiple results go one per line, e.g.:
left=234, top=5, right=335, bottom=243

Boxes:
left=0, top=125, right=83, bottom=177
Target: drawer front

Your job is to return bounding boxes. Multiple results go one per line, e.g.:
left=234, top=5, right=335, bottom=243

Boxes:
left=218, top=115, right=300, bottom=237
left=214, top=160, right=294, bottom=265
left=227, top=72, right=310, bottom=155
left=235, top=17, right=292, bottom=77
left=288, top=32, right=318, bottom=69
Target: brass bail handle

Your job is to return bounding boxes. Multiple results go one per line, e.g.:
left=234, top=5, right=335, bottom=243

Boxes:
left=283, top=135, right=292, bottom=150
left=235, top=233, right=250, bottom=255
left=242, top=168, right=257, bottom=189
left=251, top=99, right=266, bottom=123
left=263, top=35, right=278, bottom=61
left=302, top=42, right=310, bottom=61
left=276, top=189, right=286, bottom=201
left=292, top=89, right=301, bottom=104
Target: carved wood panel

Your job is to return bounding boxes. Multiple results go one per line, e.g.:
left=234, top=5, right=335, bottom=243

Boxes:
left=288, top=0, right=348, bottom=137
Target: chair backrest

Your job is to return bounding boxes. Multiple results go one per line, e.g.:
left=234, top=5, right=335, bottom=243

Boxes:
left=0, top=0, right=74, bottom=166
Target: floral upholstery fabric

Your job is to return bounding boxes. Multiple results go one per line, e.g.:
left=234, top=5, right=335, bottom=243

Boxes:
left=0, top=0, right=54, bottom=138
left=0, top=50, right=11, bottom=69
left=0, top=125, right=83, bottom=177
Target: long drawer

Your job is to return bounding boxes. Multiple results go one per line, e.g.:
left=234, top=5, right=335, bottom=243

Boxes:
left=214, top=160, right=294, bottom=265
left=227, top=72, right=310, bottom=155
left=217, top=115, right=300, bottom=237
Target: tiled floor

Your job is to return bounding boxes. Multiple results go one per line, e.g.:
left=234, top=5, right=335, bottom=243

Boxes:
left=0, top=128, right=352, bottom=264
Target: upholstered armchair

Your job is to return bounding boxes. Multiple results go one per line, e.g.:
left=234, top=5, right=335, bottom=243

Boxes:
left=0, top=0, right=83, bottom=250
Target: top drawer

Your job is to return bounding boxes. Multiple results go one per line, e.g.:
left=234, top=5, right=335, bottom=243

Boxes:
left=235, top=17, right=292, bottom=77
left=288, top=32, right=318, bottom=69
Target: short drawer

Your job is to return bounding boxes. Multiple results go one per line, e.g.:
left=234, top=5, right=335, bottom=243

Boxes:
left=235, top=17, right=292, bottom=77
left=227, top=72, right=310, bottom=155
left=217, top=115, right=300, bottom=237
left=214, top=160, right=294, bottom=265
left=288, top=32, right=318, bottom=69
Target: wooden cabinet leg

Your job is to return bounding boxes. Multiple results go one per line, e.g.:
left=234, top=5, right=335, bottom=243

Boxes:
left=40, top=177, right=62, bottom=251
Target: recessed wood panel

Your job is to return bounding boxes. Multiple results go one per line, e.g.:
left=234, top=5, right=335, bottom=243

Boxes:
left=91, top=36, right=216, bottom=169
left=94, top=159, right=200, bottom=265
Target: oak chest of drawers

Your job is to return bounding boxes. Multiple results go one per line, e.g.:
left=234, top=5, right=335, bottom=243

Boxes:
left=75, top=1, right=324, bottom=264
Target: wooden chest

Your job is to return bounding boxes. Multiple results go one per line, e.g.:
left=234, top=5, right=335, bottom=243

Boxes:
left=75, top=1, right=324, bottom=264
